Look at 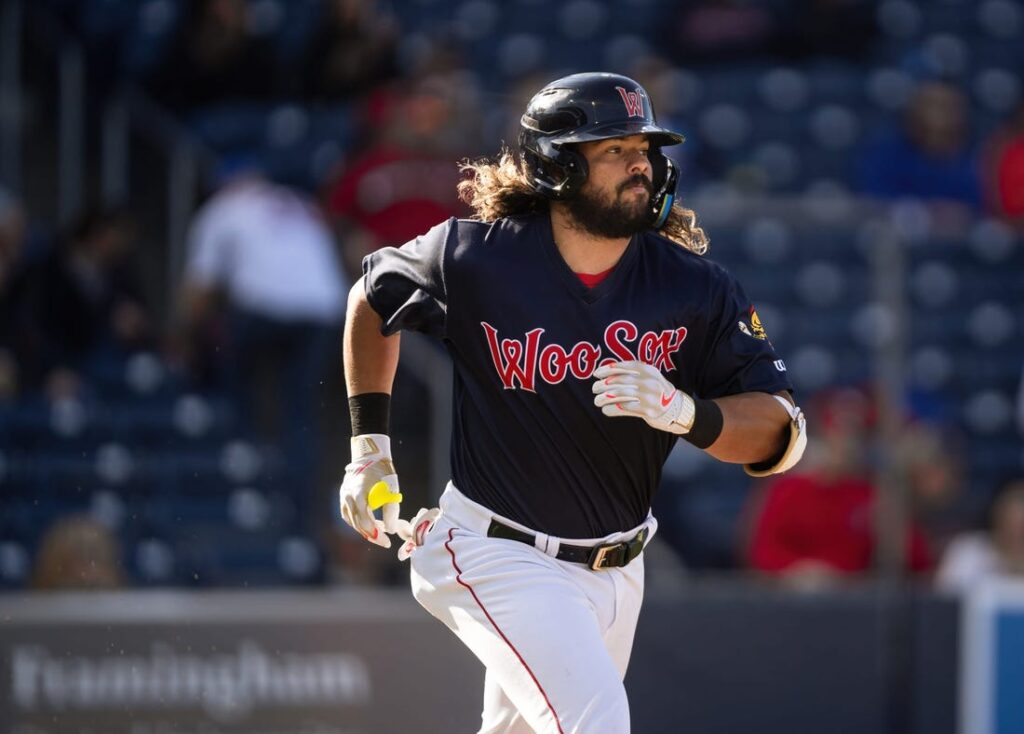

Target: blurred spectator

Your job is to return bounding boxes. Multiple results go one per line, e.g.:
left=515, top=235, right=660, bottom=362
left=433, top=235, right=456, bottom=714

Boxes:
left=323, top=75, right=472, bottom=270
left=31, top=515, right=125, bottom=590
left=14, top=206, right=151, bottom=400
left=145, top=0, right=277, bottom=112
left=180, top=164, right=349, bottom=527
left=0, top=187, right=26, bottom=286
left=776, top=0, right=878, bottom=62
left=296, top=0, right=399, bottom=102
left=857, top=81, right=982, bottom=210
left=743, top=388, right=934, bottom=590
left=0, top=187, right=28, bottom=400
left=892, top=422, right=966, bottom=556
left=982, top=102, right=1024, bottom=226
left=937, top=478, right=1024, bottom=593
left=660, top=0, right=784, bottom=66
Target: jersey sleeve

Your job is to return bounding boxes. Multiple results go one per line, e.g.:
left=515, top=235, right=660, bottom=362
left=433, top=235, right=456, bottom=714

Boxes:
left=362, top=218, right=451, bottom=338
left=695, top=270, right=793, bottom=400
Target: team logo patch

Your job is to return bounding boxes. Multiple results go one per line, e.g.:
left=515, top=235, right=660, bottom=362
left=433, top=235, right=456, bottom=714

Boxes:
left=748, top=307, right=768, bottom=340
left=615, top=86, right=646, bottom=118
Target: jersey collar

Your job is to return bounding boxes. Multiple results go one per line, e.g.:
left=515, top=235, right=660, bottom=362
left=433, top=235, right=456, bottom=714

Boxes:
left=537, top=214, right=640, bottom=305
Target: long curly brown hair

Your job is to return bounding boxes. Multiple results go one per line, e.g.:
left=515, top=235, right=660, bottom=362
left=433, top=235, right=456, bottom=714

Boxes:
left=457, top=147, right=709, bottom=255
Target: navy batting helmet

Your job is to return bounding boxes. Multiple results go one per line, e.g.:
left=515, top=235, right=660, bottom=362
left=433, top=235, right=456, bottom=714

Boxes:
left=518, top=72, right=685, bottom=228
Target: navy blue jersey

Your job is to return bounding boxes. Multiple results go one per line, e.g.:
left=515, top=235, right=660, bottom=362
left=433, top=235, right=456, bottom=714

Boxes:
left=363, top=213, right=793, bottom=537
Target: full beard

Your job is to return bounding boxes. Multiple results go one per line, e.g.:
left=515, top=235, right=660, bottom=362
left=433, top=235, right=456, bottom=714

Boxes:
left=565, top=175, right=653, bottom=239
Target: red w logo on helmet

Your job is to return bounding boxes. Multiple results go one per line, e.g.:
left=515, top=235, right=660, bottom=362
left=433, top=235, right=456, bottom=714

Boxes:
left=615, top=86, right=645, bottom=118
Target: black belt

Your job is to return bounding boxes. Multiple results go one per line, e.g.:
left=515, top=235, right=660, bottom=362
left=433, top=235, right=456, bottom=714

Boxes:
left=486, top=519, right=649, bottom=570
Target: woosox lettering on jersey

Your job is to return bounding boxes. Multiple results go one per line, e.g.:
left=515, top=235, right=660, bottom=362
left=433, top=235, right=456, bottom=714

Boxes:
left=482, top=319, right=689, bottom=391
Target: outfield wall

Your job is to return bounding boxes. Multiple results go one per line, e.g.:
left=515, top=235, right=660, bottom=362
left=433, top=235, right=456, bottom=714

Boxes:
left=0, top=583, right=986, bottom=734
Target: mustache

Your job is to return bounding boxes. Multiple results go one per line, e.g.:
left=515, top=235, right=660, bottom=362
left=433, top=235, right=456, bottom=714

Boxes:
left=618, top=175, right=654, bottom=195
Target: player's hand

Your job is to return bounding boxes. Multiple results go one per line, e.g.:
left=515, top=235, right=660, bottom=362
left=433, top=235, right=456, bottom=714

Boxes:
left=339, top=433, right=403, bottom=549
left=395, top=507, right=441, bottom=561
left=592, top=360, right=695, bottom=435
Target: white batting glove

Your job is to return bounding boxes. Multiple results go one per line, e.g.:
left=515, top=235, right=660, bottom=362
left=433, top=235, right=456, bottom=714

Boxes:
left=339, top=433, right=403, bottom=549
left=396, top=507, right=441, bottom=561
left=592, top=360, right=696, bottom=435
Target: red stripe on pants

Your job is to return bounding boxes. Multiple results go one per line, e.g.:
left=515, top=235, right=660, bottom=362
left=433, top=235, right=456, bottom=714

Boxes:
left=444, top=528, right=565, bottom=734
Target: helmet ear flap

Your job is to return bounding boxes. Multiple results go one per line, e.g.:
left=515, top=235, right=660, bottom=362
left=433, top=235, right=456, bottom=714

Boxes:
left=649, top=152, right=678, bottom=229
left=557, top=145, right=589, bottom=199
left=649, top=148, right=667, bottom=192
left=519, top=133, right=589, bottom=200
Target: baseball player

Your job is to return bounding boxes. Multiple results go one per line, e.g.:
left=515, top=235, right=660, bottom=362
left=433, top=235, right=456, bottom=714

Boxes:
left=339, top=72, right=807, bottom=733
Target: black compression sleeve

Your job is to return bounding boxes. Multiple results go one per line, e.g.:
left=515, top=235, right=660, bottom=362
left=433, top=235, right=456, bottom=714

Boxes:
left=348, top=393, right=391, bottom=436
left=682, top=398, right=724, bottom=449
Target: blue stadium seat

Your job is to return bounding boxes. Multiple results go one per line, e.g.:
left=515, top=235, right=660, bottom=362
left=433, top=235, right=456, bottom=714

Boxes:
left=606, top=0, right=663, bottom=37
left=257, top=139, right=341, bottom=190
left=702, top=67, right=763, bottom=107
left=0, top=540, right=32, bottom=589
left=189, top=103, right=277, bottom=152
left=129, top=535, right=179, bottom=585
left=655, top=460, right=756, bottom=569
left=121, top=0, right=181, bottom=77
left=554, top=0, right=610, bottom=42
left=76, top=0, right=140, bottom=41
left=170, top=528, right=321, bottom=586
left=807, top=62, right=868, bottom=106
left=966, top=436, right=1024, bottom=496
left=270, top=0, right=324, bottom=63
left=921, top=2, right=986, bottom=34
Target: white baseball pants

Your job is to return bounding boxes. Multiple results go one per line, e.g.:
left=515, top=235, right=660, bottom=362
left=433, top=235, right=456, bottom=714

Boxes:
left=410, top=483, right=656, bottom=734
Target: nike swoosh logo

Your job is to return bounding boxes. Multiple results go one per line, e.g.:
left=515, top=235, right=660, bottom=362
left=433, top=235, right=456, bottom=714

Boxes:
left=660, top=391, right=675, bottom=408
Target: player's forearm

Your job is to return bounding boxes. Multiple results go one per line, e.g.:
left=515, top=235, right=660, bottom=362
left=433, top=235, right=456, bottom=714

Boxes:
left=343, top=276, right=400, bottom=396
left=703, top=391, right=791, bottom=464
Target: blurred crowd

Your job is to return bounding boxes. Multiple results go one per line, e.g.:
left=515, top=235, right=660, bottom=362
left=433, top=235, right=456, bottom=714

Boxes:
left=3, top=0, right=1024, bottom=591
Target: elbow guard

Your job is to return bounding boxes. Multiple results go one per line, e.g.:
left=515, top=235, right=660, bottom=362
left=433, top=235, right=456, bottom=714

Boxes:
left=744, top=394, right=807, bottom=477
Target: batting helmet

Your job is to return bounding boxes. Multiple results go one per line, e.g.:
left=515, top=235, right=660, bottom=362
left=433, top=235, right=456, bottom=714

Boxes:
left=518, top=72, right=685, bottom=228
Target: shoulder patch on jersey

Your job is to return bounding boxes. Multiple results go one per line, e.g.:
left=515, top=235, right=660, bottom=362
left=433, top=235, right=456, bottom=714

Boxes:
left=748, top=307, right=768, bottom=340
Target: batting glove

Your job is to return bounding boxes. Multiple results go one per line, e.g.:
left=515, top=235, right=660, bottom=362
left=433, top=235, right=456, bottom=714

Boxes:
left=592, top=360, right=695, bottom=435
left=339, top=433, right=403, bottom=549
left=396, top=507, right=441, bottom=561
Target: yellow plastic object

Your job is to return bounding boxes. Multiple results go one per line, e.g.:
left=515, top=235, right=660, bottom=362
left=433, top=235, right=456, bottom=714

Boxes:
left=368, top=481, right=403, bottom=510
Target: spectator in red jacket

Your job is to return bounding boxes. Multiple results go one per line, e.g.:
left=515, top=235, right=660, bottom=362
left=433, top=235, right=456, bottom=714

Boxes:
left=322, top=73, right=475, bottom=274
left=983, top=102, right=1024, bottom=226
left=743, top=388, right=935, bottom=589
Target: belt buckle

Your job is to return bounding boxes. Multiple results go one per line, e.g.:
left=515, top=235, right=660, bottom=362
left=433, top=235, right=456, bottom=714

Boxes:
left=589, top=543, right=619, bottom=571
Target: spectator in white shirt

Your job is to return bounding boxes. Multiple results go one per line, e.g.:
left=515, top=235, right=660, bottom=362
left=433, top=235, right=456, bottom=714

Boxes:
left=937, top=478, right=1024, bottom=593
left=181, top=165, right=350, bottom=530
